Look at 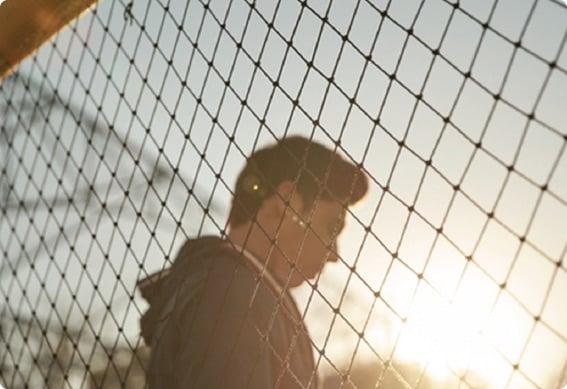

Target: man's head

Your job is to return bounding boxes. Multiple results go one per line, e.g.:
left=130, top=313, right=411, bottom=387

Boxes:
left=227, top=136, right=368, bottom=287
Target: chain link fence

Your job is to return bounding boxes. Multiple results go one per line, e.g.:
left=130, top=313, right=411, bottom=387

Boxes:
left=1, top=0, right=566, bottom=387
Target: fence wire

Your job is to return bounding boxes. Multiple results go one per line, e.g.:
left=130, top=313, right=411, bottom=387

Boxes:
left=1, top=0, right=566, bottom=387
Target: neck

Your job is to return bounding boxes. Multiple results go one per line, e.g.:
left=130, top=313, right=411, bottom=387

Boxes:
left=227, top=222, right=299, bottom=288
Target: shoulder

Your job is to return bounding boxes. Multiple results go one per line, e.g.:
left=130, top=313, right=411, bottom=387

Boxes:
left=188, top=244, right=261, bottom=308
left=175, top=238, right=284, bottom=318
left=173, top=237, right=256, bottom=288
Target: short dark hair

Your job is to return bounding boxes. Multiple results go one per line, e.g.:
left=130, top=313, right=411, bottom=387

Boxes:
left=228, top=136, right=368, bottom=228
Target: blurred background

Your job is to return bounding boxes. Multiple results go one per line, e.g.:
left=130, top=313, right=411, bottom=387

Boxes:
left=0, top=0, right=566, bottom=387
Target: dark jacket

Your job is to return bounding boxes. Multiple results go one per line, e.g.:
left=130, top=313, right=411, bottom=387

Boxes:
left=139, top=236, right=318, bottom=388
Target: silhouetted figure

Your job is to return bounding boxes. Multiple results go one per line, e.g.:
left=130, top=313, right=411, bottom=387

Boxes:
left=138, top=136, right=368, bottom=388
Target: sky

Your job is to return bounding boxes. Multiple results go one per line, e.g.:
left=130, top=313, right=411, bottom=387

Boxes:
left=1, top=0, right=566, bottom=387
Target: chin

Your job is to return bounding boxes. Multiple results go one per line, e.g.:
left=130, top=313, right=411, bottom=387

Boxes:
left=303, top=271, right=320, bottom=283
left=288, top=276, right=305, bottom=288
left=288, top=273, right=312, bottom=288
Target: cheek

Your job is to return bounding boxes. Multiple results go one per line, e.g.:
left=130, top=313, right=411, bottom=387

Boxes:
left=308, top=228, right=334, bottom=255
left=279, top=226, right=310, bottom=262
left=298, top=232, right=329, bottom=268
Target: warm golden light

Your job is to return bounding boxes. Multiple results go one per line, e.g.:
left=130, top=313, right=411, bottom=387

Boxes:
left=389, top=267, right=526, bottom=388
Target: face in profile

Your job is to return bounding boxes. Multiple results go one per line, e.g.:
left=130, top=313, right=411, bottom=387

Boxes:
left=278, top=197, right=346, bottom=286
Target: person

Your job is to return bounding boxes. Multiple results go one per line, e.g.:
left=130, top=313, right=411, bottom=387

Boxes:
left=138, top=136, right=368, bottom=388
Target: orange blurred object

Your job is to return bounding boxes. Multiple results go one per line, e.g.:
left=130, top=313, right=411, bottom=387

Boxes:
left=0, top=0, right=96, bottom=79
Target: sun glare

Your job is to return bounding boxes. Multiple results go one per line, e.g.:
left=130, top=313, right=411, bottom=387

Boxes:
left=391, top=269, right=523, bottom=387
